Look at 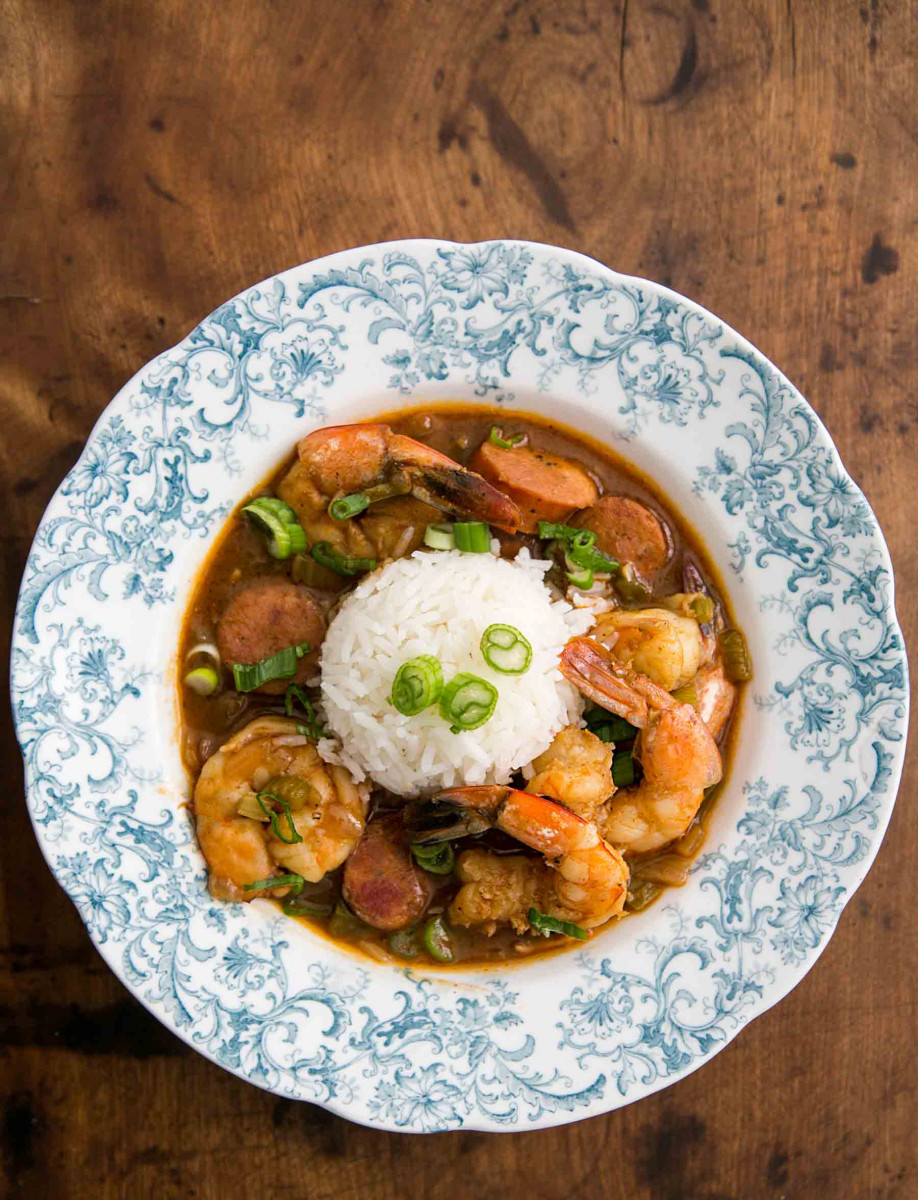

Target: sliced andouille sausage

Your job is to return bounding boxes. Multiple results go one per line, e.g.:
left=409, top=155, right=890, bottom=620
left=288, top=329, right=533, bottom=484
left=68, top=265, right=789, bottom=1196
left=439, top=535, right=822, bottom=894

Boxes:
left=571, top=495, right=670, bottom=577
left=216, top=579, right=326, bottom=694
left=342, top=817, right=434, bottom=931
left=469, top=441, right=599, bottom=534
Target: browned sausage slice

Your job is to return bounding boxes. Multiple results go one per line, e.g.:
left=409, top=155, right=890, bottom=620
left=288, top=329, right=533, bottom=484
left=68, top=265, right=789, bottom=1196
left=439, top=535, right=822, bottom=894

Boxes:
left=342, top=817, right=434, bottom=931
left=571, top=495, right=670, bottom=577
left=217, top=579, right=326, bottom=694
left=469, top=441, right=598, bottom=534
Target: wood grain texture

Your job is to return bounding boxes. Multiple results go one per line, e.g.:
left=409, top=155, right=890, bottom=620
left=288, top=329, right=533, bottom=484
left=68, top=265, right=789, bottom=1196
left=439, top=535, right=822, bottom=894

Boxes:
left=1, top=0, right=915, bottom=1196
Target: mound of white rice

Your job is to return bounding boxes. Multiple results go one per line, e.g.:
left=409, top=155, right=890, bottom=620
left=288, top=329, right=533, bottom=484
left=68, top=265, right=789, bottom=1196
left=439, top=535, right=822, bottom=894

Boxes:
left=317, top=548, right=595, bottom=797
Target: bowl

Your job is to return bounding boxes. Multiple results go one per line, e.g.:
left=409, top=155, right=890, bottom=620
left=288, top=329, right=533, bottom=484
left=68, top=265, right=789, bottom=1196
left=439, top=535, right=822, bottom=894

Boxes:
left=11, top=239, right=908, bottom=1132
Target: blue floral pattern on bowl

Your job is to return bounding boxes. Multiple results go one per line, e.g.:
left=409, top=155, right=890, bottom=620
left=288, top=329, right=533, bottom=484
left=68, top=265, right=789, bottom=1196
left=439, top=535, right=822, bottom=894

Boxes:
left=12, top=240, right=908, bottom=1132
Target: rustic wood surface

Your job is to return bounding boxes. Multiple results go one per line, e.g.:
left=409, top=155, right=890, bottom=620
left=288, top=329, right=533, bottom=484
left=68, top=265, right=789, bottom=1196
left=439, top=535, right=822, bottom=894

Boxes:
left=2, top=0, right=915, bottom=1196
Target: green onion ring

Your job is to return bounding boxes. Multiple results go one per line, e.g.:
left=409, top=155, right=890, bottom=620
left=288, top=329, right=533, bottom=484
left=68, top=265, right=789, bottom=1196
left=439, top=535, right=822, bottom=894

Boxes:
left=566, top=565, right=594, bottom=590
left=566, top=530, right=619, bottom=574
left=285, top=683, right=326, bottom=740
left=242, top=497, right=308, bottom=560
left=244, top=873, right=305, bottom=894
left=489, top=425, right=525, bottom=450
left=231, top=642, right=310, bottom=692
left=480, top=623, right=532, bottom=675
left=439, top=673, right=498, bottom=733
left=411, top=842, right=456, bottom=875
left=527, top=907, right=588, bottom=940
left=390, top=656, right=444, bottom=716
left=452, top=522, right=491, bottom=553
left=246, top=496, right=299, bottom=524
left=538, top=520, right=590, bottom=542
left=423, top=523, right=456, bottom=551
left=183, top=666, right=220, bottom=696
left=422, top=916, right=454, bottom=962
left=329, top=492, right=371, bottom=521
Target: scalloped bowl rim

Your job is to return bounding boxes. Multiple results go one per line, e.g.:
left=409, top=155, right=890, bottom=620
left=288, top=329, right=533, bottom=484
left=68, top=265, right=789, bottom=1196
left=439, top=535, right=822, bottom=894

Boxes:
left=11, top=238, right=909, bottom=1132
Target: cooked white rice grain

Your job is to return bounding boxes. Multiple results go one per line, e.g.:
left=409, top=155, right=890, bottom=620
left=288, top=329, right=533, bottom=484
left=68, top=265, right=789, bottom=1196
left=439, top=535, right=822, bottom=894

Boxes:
left=317, top=548, right=594, bottom=796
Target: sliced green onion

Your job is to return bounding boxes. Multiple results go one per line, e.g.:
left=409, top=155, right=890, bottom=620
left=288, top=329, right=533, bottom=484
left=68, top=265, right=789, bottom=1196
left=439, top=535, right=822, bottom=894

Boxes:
left=245, top=496, right=299, bottom=524
left=285, top=683, right=326, bottom=740
left=422, top=916, right=454, bottom=962
left=242, top=497, right=308, bottom=559
left=423, top=522, right=456, bottom=551
left=390, top=655, right=444, bottom=716
left=570, top=528, right=597, bottom=550
left=231, top=642, right=310, bottom=692
left=566, top=565, right=594, bottom=590
left=480, top=624, right=532, bottom=675
left=439, top=673, right=498, bottom=733
left=183, top=666, right=220, bottom=696
left=389, top=930, right=421, bottom=959
left=689, top=595, right=715, bottom=624
left=311, top=541, right=376, bottom=577
left=671, top=683, right=698, bottom=706
left=329, top=492, right=371, bottom=521
left=583, top=707, right=638, bottom=745
left=411, top=842, right=456, bottom=875
left=185, top=640, right=221, bottom=671
left=611, top=748, right=636, bottom=788
left=528, top=907, right=588, bottom=940
left=538, top=521, right=584, bottom=542
left=489, top=425, right=525, bottom=450
left=566, top=531, right=620, bottom=575
left=256, top=791, right=304, bottom=844
left=244, top=873, right=305, bottom=895
left=283, top=524, right=308, bottom=557
left=452, top=521, right=491, bottom=553
left=719, top=629, right=753, bottom=682
left=251, top=511, right=295, bottom=559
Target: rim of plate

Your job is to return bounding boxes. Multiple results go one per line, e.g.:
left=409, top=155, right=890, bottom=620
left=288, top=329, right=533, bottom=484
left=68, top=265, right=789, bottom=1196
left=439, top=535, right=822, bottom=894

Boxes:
left=11, top=239, right=909, bottom=1132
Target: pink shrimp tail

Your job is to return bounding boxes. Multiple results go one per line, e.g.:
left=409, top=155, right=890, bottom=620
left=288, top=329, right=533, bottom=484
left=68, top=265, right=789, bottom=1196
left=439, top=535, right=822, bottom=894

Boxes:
left=433, top=785, right=590, bottom=858
left=560, top=638, right=677, bottom=725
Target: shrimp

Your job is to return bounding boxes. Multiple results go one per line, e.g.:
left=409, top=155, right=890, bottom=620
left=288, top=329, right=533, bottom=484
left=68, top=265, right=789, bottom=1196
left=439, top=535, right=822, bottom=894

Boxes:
left=525, top=726, right=614, bottom=822
left=416, top=786, right=629, bottom=932
left=591, top=606, right=705, bottom=692
left=276, top=423, right=521, bottom=559
left=560, top=638, right=722, bottom=854
left=193, top=716, right=367, bottom=901
left=694, top=656, right=737, bottom=741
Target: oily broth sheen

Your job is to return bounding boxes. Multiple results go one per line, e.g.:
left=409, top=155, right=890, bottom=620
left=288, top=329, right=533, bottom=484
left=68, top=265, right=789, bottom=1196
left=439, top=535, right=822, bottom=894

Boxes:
left=179, top=403, right=743, bottom=967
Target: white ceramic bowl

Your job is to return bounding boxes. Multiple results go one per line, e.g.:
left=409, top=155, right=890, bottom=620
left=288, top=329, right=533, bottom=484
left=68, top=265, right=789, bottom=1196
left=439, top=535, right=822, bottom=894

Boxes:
left=12, top=239, right=908, bottom=1132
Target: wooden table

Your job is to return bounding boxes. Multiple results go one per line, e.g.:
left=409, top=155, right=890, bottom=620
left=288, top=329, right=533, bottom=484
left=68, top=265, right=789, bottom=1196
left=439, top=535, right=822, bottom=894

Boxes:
left=2, top=1, right=915, bottom=1195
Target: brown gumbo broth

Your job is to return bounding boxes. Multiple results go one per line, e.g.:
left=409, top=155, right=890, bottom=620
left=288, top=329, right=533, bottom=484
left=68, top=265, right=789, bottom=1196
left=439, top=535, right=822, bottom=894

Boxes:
left=180, top=405, right=744, bottom=968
